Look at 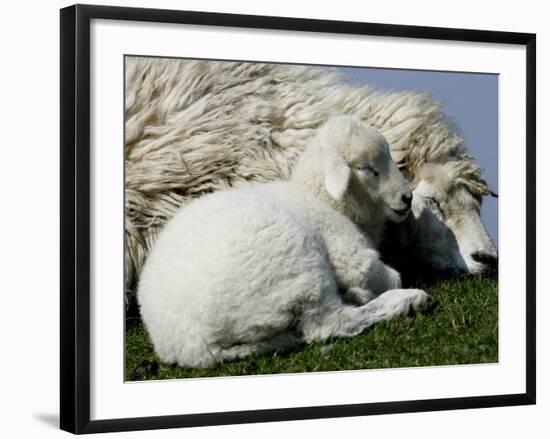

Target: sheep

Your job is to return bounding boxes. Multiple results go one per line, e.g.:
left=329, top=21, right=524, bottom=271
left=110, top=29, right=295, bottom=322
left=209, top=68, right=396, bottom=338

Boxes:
left=381, top=161, right=497, bottom=278
left=125, top=57, right=497, bottom=310
left=137, top=116, right=434, bottom=368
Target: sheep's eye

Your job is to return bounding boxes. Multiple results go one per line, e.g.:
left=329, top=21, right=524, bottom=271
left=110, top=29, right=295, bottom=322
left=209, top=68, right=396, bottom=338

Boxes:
left=356, top=164, right=379, bottom=177
left=424, top=196, right=439, bottom=206
left=424, top=196, right=444, bottom=215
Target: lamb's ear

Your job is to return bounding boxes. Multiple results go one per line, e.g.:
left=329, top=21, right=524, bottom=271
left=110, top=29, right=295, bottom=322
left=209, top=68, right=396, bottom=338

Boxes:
left=323, top=147, right=351, bottom=201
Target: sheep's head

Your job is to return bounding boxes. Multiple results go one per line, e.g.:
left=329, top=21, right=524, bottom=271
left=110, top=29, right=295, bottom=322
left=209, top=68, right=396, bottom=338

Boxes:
left=292, top=115, right=413, bottom=230
left=383, top=161, right=497, bottom=276
left=410, top=162, right=497, bottom=275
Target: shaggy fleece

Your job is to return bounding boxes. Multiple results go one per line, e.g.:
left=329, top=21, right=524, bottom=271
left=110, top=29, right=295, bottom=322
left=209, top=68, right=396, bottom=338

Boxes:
left=125, top=57, right=491, bottom=309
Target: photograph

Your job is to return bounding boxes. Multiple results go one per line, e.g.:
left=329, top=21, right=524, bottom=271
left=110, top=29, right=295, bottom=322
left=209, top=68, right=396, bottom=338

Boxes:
left=124, top=56, right=499, bottom=381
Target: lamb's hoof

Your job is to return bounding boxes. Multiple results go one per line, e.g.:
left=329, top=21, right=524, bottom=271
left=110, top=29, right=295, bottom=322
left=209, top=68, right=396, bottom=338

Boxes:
left=131, top=359, right=159, bottom=380
left=408, top=289, right=437, bottom=315
left=320, top=345, right=333, bottom=357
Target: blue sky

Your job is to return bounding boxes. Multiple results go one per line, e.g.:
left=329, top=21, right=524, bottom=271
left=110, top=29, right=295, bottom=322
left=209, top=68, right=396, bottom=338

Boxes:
left=337, top=66, right=499, bottom=246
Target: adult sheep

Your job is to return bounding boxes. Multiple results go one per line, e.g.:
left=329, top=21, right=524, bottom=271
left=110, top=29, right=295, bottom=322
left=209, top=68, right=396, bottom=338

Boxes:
left=125, top=57, right=497, bottom=308
left=138, top=116, right=434, bottom=368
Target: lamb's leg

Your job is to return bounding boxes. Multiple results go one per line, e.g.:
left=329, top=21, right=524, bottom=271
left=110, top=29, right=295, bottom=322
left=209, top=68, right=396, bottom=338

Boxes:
left=301, top=289, right=435, bottom=341
left=341, top=287, right=377, bottom=305
left=217, top=331, right=300, bottom=362
left=361, top=257, right=402, bottom=295
left=333, top=251, right=401, bottom=302
left=320, top=223, right=402, bottom=296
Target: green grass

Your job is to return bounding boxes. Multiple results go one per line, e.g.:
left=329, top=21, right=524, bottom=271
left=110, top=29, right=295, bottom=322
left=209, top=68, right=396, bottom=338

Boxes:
left=125, top=276, right=498, bottom=381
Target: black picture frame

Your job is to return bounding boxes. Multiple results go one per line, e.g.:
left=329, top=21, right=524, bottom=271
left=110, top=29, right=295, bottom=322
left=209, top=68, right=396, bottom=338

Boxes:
left=60, top=4, right=536, bottom=434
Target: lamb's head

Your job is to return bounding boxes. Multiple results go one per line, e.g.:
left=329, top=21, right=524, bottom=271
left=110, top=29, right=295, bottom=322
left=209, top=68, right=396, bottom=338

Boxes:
left=292, top=115, right=412, bottom=231
left=404, top=161, right=497, bottom=275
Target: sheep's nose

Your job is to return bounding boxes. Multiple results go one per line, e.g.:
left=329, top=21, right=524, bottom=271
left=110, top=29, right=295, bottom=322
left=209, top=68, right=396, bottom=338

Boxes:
left=471, top=251, right=498, bottom=269
left=401, top=192, right=413, bottom=207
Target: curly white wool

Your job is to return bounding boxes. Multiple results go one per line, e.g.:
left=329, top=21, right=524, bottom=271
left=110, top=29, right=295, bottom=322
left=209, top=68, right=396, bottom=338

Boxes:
left=137, top=116, right=433, bottom=367
left=125, top=57, right=495, bottom=304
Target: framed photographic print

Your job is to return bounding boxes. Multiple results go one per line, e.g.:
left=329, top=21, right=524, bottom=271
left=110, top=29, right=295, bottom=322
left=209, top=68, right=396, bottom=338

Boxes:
left=60, top=4, right=536, bottom=434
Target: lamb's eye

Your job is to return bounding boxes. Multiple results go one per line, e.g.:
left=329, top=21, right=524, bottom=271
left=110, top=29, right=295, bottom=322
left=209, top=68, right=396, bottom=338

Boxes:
left=356, top=164, right=379, bottom=177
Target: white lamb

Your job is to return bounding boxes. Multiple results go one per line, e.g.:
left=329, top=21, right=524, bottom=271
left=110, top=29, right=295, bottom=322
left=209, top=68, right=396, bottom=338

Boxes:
left=137, top=116, right=434, bottom=368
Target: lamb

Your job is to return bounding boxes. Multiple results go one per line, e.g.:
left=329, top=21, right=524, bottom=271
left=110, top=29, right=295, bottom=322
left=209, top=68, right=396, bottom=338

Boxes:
left=125, top=57, right=497, bottom=310
left=137, top=115, right=434, bottom=368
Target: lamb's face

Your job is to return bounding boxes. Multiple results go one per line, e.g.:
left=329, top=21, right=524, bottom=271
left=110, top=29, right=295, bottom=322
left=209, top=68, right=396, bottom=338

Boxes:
left=410, top=162, right=497, bottom=274
left=320, top=116, right=413, bottom=224
left=347, top=134, right=413, bottom=224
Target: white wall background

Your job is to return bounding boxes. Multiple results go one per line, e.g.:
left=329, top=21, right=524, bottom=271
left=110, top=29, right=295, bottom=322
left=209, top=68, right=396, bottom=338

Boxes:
left=0, top=0, right=546, bottom=437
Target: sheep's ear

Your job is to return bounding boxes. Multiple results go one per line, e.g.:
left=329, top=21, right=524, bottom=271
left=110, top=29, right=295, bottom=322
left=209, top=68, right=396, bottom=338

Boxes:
left=323, top=147, right=351, bottom=201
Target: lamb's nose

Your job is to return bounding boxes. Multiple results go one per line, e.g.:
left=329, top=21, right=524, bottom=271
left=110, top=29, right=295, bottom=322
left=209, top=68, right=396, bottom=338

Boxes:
left=471, top=251, right=498, bottom=269
left=402, top=192, right=413, bottom=207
